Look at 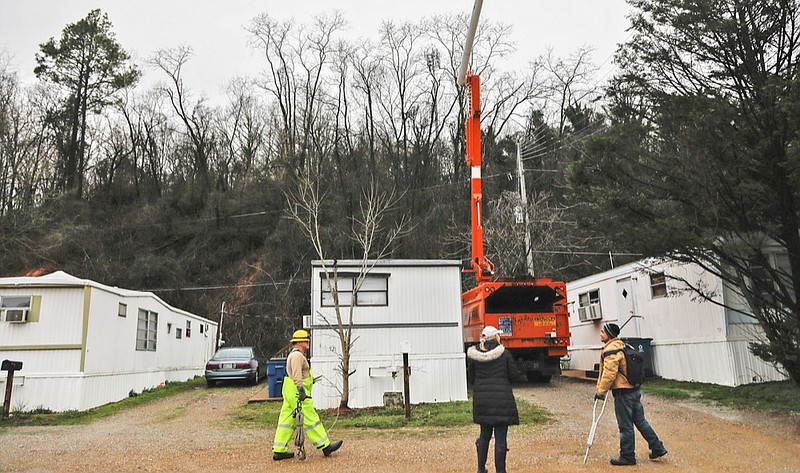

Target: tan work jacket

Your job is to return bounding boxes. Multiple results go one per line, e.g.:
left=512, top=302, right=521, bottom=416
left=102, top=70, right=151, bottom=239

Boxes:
left=596, top=338, right=635, bottom=396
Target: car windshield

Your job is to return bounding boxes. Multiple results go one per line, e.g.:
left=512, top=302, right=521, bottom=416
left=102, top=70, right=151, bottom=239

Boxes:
left=215, top=348, right=252, bottom=359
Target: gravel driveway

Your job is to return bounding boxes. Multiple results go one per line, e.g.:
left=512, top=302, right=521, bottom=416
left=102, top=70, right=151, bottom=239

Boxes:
left=1, top=376, right=798, bottom=472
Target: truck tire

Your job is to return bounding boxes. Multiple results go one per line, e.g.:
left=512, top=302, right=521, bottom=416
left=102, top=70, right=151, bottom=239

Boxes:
left=526, top=372, right=552, bottom=383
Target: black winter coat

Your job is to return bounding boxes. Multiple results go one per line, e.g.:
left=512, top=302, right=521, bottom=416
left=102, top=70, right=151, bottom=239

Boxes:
left=467, top=341, right=519, bottom=426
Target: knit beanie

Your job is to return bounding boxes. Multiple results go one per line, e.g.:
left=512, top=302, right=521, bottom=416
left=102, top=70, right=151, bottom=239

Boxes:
left=602, top=322, right=621, bottom=338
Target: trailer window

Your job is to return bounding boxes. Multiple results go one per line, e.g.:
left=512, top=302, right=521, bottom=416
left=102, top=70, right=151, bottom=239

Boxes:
left=747, top=251, right=795, bottom=307
left=1, top=296, right=31, bottom=322
left=321, top=274, right=388, bottom=307
left=650, top=273, right=667, bottom=299
left=136, top=309, right=158, bottom=351
left=577, top=290, right=603, bottom=321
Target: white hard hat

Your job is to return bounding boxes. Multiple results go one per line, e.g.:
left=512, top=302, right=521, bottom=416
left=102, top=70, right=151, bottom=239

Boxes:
left=481, top=325, right=503, bottom=339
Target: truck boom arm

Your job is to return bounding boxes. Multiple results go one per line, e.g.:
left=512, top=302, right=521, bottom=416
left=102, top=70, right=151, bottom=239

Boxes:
left=460, top=0, right=494, bottom=282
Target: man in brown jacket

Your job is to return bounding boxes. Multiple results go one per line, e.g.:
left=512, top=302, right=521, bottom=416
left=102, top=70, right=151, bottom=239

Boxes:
left=595, top=323, right=667, bottom=466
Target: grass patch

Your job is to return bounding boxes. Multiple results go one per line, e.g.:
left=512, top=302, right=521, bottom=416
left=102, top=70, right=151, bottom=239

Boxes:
left=156, top=405, right=188, bottom=423
left=0, top=376, right=207, bottom=427
left=235, top=397, right=549, bottom=431
left=642, top=378, right=800, bottom=414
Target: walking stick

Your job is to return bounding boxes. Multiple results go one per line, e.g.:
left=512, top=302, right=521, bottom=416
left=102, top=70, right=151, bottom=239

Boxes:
left=583, top=395, right=608, bottom=464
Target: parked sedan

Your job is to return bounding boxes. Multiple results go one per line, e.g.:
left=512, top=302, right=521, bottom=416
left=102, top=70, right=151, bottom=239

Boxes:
left=205, top=346, right=266, bottom=387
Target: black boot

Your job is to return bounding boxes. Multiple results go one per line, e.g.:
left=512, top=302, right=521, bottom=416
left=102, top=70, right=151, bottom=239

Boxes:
left=495, top=444, right=508, bottom=473
left=322, top=439, right=343, bottom=457
left=649, top=449, right=668, bottom=460
left=610, top=456, right=636, bottom=466
left=475, top=439, right=489, bottom=473
left=272, top=451, right=294, bottom=461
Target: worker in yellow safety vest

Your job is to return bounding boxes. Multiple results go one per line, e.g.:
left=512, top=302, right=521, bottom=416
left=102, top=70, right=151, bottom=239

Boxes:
left=272, top=329, right=343, bottom=461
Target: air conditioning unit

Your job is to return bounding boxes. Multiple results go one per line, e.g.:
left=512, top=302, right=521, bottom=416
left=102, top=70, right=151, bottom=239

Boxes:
left=588, top=304, right=602, bottom=320
left=577, top=305, right=602, bottom=322
left=5, top=309, right=29, bottom=323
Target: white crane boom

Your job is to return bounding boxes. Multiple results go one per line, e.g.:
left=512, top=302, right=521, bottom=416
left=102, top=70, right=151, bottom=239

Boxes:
left=457, top=0, right=484, bottom=86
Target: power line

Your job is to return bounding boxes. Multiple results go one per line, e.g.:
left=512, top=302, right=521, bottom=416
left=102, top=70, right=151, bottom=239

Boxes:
left=532, top=250, right=643, bottom=256
left=146, top=279, right=308, bottom=292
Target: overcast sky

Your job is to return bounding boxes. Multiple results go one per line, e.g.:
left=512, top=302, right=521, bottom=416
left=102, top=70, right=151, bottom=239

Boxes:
left=1, top=0, right=632, bottom=103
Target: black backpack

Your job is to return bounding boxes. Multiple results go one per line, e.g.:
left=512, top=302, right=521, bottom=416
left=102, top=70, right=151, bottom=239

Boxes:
left=604, top=343, right=646, bottom=388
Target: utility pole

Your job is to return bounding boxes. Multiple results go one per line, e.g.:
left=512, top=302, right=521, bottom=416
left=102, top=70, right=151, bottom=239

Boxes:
left=516, top=141, right=535, bottom=277
left=217, top=301, right=225, bottom=349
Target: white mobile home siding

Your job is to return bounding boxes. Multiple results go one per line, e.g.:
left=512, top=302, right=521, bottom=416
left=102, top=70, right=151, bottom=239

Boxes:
left=308, top=260, right=468, bottom=409
left=567, top=260, right=786, bottom=386
left=0, top=272, right=217, bottom=411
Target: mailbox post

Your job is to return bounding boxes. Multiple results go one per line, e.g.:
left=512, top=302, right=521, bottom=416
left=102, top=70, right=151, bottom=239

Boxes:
left=400, top=341, right=411, bottom=420
left=2, top=359, right=23, bottom=418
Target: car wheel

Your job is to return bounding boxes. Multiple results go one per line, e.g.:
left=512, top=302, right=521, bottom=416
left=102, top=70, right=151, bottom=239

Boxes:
left=206, top=379, right=216, bottom=388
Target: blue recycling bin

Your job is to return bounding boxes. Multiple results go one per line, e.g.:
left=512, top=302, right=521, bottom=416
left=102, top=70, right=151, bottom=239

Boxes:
left=267, top=357, right=287, bottom=398
left=622, top=337, right=654, bottom=377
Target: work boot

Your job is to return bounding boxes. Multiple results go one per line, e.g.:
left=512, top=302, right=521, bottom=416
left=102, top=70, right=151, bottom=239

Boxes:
left=495, top=444, right=508, bottom=473
left=610, top=457, right=636, bottom=466
left=649, top=449, right=668, bottom=460
left=322, top=439, right=343, bottom=457
left=272, top=451, right=294, bottom=461
left=475, top=438, right=490, bottom=473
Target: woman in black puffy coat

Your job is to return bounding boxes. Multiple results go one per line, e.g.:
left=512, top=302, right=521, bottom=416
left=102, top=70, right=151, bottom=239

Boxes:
left=467, top=325, right=519, bottom=473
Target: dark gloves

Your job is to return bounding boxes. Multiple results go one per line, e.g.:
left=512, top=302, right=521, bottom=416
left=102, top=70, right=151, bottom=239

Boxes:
left=594, top=393, right=606, bottom=401
left=298, top=387, right=307, bottom=401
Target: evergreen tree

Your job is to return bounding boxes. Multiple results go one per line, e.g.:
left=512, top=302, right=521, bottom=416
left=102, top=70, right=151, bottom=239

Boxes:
left=570, top=0, right=800, bottom=384
left=35, top=9, right=139, bottom=198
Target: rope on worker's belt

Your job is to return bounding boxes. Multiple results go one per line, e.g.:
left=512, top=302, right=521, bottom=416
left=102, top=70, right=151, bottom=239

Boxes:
left=293, top=403, right=306, bottom=460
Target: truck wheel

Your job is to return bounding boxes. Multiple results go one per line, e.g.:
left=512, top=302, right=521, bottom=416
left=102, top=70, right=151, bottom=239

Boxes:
left=526, top=372, right=552, bottom=383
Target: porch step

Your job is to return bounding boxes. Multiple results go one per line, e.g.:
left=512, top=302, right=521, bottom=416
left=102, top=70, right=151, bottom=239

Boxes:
left=561, top=369, right=599, bottom=381
left=248, top=387, right=282, bottom=403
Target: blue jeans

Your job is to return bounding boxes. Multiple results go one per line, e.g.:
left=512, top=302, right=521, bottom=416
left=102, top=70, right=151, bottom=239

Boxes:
left=478, top=424, right=508, bottom=445
left=613, top=389, right=664, bottom=460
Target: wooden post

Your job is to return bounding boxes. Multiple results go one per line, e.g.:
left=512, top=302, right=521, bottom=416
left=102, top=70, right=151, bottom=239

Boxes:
left=403, top=352, right=411, bottom=419
left=3, top=369, right=15, bottom=418
left=2, top=360, right=23, bottom=418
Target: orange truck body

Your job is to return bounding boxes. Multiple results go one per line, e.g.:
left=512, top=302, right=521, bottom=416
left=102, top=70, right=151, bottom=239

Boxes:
left=462, top=277, right=570, bottom=380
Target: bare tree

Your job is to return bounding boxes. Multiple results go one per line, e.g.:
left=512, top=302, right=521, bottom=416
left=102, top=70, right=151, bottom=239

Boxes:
left=542, top=46, right=600, bottom=137
left=151, top=46, right=215, bottom=200
left=284, top=171, right=411, bottom=408
left=218, top=78, right=271, bottom=187
left=0, top=62, right=41, bottom=213
left=248, top=12, right=346, bottom=175
left=349, top=39, right=384, bottom=177
left=375, top=19, right=425, bottom=184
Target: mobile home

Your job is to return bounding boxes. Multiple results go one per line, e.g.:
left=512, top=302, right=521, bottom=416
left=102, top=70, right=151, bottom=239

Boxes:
left=307, top=260, right=468, bottom=409
left=567, top=259, right=787, bottom=386
left=0, top=271, right=217, bottom=411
